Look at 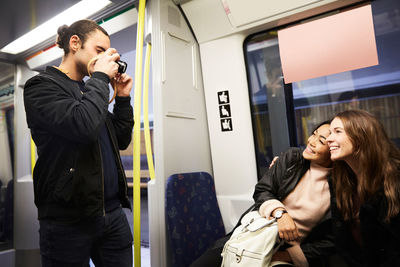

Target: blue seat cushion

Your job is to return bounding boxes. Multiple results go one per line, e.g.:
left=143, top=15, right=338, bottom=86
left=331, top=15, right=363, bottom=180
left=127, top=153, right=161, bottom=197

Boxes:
left=166, top=172, right=225, bottom=266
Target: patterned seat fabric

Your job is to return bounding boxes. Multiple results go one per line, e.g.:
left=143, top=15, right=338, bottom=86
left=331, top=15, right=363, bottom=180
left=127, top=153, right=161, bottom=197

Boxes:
left=166, top=172, right=225, bottom=267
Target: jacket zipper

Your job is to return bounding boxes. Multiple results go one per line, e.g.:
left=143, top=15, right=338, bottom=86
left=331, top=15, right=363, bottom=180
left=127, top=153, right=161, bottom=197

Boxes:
left=98, top=142, right=106, bottom=216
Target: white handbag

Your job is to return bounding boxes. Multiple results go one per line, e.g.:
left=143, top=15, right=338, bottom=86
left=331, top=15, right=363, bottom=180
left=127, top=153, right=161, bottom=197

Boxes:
left=221, top=211, right=282, bottom=267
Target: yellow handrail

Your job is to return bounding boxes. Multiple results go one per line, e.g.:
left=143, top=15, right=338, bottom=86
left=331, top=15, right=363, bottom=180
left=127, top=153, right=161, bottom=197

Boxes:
left=133, top=0, right=146, bottom=265
left=30, top=137, right=36, bottom=174
left=143, top=43, right=155, bottom=180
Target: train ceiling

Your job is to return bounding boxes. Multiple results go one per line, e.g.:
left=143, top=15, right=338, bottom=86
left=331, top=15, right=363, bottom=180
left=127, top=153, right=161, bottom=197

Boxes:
left=0, top=0, right=135, bottom=64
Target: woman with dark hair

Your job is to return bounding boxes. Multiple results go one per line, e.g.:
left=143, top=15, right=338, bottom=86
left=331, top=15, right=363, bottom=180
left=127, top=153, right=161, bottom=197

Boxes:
left=327, top=109, right=400, bottom=267
left=191, top=121, right=335, bottom=267
left=253, top=120, right=334, bottom=267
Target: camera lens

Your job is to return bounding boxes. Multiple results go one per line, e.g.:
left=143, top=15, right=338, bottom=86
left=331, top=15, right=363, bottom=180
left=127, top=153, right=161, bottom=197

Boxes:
left=116, top=60, right=127, bottom=73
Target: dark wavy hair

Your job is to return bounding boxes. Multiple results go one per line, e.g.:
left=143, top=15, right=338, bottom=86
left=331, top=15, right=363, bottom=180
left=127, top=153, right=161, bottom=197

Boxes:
left=332, top=109, right=400, bottom=221
left=312, top=120, right=332, bottom=134
left=56, top=19, right=108, bottom=54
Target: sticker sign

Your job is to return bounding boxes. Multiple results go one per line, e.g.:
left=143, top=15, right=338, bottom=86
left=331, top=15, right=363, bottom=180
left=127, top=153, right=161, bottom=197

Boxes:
left=219, top=104, right=231, bottom=118
left=218, top=90, right=230, bottom=104
left=217, top=90, right=233, bottom=131
left=221, top=118, right=233, bottom=131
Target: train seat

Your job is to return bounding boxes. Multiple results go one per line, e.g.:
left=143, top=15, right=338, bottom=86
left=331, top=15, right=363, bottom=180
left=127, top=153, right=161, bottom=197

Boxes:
left=165, top=172, right=225, bottom=267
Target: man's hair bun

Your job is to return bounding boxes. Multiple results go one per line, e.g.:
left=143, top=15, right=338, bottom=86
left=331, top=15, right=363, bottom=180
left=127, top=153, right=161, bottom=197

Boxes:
left=56, top=25, right=69, bottom=49
left=55, top=20, right=108, bottom=55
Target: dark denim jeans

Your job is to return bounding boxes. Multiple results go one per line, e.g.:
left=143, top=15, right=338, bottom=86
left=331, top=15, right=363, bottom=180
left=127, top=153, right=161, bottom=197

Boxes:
left=39, top=207, right=133, bottom=267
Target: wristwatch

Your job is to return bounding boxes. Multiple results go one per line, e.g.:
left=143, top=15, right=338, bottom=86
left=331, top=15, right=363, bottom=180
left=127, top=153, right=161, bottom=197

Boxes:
left=273, top=209, right=287, bottom=219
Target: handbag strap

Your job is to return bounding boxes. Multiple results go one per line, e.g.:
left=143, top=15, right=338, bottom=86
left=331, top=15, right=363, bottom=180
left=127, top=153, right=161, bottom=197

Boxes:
left=227, top=203, right=257, bottom=235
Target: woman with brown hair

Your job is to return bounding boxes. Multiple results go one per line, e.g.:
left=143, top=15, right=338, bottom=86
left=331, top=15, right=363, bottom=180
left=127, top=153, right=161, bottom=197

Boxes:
left=327, top=109, right=400, bottom=267
left=191, top=121, right=335, bottom=267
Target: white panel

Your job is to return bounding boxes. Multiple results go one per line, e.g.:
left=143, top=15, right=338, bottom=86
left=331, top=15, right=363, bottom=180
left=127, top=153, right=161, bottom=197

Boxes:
left=14, top=65, right=37, bottom=181
left=181, top=0, right=235, bottom=43
left=101, top=8, right=138, bottom=35
left=26, top=46, right=64, bottom=70
left=163, top=32, right=196, bottom=115
left=200, top=34, right=258, bottom=230
left=14, top=176, right=39, bottom=250
left=223, top=0, right=322, bottom=27
left=14, top=65, right=40, bottom=253
left=181, top=0, right=364, bottom=43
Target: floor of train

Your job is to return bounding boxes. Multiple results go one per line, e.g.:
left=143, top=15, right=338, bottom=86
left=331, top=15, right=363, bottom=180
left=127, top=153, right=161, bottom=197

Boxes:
left=91, top=192, right=150, bottom=266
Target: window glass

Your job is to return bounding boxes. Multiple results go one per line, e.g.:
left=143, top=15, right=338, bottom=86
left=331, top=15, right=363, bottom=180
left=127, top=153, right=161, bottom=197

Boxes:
left=245, top=0, right=400, bottom=179
left=0, top=107, right=14, bottom=251
left=245, top=33, right=286, bottom=177
left=293, top=0, right=400, bottom=147
left=0, top=62, right=14, bottom=251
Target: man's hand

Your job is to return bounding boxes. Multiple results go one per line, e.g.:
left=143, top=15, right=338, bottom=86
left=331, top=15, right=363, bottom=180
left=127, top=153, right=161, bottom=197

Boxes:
left=113, top=73, right=133, bottom=97
left=93, top=48, right=120, bottom=79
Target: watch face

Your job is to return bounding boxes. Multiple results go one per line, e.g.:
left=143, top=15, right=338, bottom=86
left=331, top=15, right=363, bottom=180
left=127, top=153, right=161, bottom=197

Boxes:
left=275, top=210, right=283, bottom=218
left=275, top=210, right=287, bottom=219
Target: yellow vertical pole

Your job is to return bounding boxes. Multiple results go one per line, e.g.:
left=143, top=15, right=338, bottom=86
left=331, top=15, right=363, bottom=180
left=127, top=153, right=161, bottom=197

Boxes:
left=133, top=0, right=146, bottom=266
left=143, top=43, right=155, bottom=180
left=30, top=0, right=37, bottom=175
left=30, top=138, right=36, bottom=174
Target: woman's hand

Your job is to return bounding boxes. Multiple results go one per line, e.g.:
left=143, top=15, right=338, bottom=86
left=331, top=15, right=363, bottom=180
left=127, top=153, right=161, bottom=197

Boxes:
left=274, top=211, right=300, bottom=242
left=269, top=156, right=279, bottom=168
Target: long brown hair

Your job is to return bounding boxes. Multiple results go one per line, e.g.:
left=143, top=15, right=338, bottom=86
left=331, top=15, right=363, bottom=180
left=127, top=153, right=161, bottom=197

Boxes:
left=332, top=109, right=400, bottom=221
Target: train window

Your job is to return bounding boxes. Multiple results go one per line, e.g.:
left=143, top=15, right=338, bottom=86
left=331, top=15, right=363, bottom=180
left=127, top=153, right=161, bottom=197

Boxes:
left=0, top=62, right=14, bottom=251
left=245, top=0, right=400, bottom=179
left=292, top=0, right=400, bottom=148
left=245, top=32, right=290, bottom=178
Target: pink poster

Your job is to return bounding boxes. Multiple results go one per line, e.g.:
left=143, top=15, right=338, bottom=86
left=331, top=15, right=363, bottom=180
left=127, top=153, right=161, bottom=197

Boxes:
left=278, top=5, right=378, bottom=84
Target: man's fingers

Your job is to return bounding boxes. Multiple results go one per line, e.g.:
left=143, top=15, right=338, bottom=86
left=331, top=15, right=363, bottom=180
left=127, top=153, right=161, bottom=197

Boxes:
left=111, top=53, right=120, bottom=61
left=105, top=48, right=117, bottom=55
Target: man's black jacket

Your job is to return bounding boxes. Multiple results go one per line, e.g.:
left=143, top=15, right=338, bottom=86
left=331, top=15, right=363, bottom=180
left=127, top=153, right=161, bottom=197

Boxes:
left=24, top=66, right=133, bottom=220
left=253, top=147, right=335, bottom=266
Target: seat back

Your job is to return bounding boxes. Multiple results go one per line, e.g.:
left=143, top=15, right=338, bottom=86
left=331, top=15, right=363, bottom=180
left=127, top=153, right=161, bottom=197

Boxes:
left=166, top=172, right=225, bottom=267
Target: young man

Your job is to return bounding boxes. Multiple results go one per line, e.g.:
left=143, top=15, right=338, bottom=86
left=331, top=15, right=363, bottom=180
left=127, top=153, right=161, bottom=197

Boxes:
left=24, top=19, right=134, bottom=266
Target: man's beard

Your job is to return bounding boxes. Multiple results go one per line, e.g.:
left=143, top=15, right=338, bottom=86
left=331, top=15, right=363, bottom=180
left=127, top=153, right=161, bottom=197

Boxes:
left=76, top=59, right=89, bottom=77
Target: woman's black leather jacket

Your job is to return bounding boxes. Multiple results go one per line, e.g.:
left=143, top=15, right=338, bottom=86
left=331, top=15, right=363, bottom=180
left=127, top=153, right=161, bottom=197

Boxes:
left=253, top=147, right=335, bottom=266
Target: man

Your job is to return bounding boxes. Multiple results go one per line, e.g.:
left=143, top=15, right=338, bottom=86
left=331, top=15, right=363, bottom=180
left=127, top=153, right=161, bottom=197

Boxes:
left=24, top=19, right=134, bottom=266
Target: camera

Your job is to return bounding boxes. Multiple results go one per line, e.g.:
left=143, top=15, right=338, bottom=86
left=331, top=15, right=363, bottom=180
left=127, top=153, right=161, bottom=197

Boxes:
left=116, top=60, right=127, bottom=73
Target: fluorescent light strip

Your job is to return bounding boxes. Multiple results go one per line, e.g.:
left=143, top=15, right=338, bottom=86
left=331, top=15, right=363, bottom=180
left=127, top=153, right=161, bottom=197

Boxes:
left=0, top=0, right=112, bottom=55
left=26, top=8, right=138, bottom=70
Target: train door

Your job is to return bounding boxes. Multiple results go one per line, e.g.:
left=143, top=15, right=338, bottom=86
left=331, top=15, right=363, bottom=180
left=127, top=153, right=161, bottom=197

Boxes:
left=147, top=1, right=214, bottom=266
left=0, top=62, right=15, bottom=266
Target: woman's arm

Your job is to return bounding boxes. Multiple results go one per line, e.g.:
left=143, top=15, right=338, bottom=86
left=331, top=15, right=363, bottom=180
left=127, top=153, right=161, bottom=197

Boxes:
left=300, top=218, right=335, bottom=265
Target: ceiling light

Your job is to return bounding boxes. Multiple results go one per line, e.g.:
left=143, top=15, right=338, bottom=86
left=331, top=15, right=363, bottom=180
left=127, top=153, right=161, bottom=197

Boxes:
left=0, top=0, right=112, bottom=55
